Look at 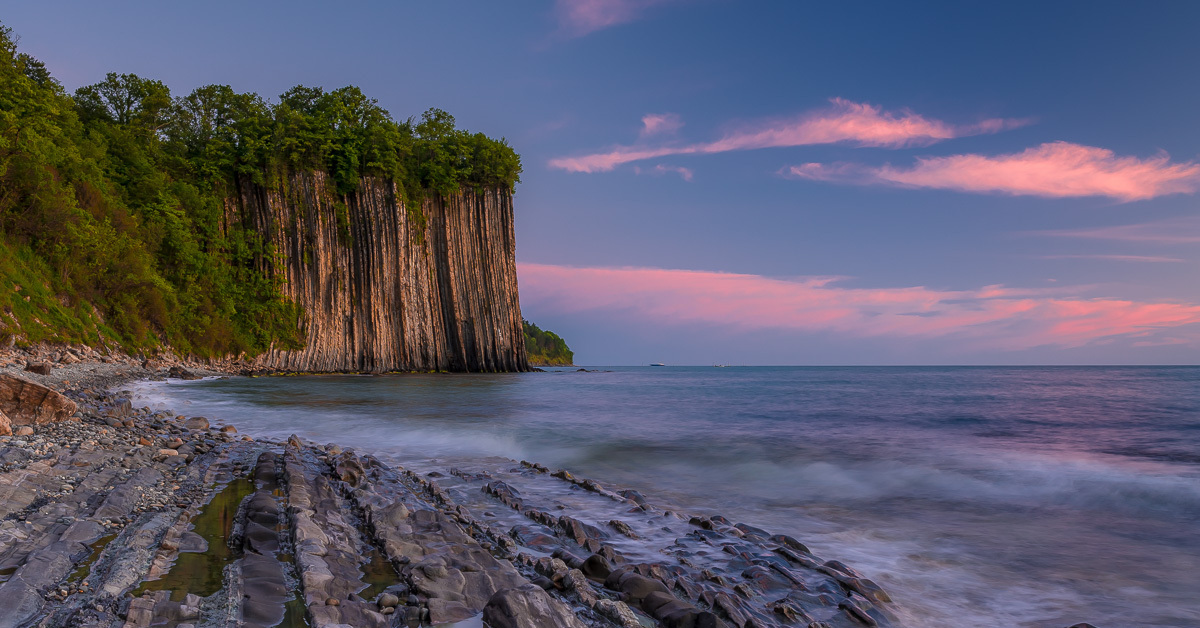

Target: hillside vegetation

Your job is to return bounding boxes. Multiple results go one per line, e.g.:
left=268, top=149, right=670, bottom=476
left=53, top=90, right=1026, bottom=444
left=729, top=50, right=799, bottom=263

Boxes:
left=0, top=23, right=520, bottom=357
left=523, top=320, right=574, bottom=366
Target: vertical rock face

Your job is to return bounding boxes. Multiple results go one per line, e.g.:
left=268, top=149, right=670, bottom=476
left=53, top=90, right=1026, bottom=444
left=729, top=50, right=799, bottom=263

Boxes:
left=228, top=172, right=527, bottom=373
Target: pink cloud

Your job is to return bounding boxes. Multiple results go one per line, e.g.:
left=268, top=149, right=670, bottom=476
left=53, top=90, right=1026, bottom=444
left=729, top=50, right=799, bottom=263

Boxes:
left=633, top=163, right=693, bottom=181
left=788, top=141, right=1200, bottom=201
left=518, top=263, right=1200, bottom=350
left=640, top=113, right=683, bottom=138
left=555, top=0, right=672, bottom=37
left=549, top=99, right=1024, bottom=173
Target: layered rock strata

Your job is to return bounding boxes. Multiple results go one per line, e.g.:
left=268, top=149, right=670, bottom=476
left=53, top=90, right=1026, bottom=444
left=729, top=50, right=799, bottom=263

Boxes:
left=0, top=386, right=915, bottom=628
left=227, top=173, right=528, bottom=373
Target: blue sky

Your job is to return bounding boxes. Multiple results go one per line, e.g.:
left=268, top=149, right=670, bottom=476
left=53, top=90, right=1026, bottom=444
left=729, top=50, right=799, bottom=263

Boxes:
left=6, top=1, right=1200, bottom=364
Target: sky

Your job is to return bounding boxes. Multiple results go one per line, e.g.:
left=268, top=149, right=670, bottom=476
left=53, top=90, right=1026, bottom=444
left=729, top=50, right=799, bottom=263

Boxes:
left=5, top=1, right=1200, bottom=364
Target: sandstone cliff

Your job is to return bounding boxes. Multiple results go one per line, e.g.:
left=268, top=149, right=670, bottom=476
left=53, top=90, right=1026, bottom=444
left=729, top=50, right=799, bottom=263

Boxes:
left=225, top=172, right=527, bottom=373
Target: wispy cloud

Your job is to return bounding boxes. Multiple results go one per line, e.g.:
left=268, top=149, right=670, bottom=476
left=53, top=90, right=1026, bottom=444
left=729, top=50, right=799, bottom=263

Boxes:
left=555, top=0, right=673, bottom=37
left=549, top=99, right=1025, bottom=173
left=640, top=113, right=683, bottom=138
left=787, top=142, right=1200, bottom=202
left=1031, top=217, right=1200, bottom=244
left=1037, top=254, right=1185, bottom=263
left=518, top=263, right=1200, bottom=350
left=633, top=163, right=693, bottom=181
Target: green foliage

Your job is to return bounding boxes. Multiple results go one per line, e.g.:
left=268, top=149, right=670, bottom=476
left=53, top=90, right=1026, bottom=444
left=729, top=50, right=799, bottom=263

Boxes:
left=523, top=320, right=574, bottom=366
left=0, top=22, right=521, bottom=357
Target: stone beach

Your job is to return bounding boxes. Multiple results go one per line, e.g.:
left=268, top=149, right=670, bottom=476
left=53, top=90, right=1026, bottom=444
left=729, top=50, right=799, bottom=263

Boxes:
left=0, top=345, right=1097, bottom=628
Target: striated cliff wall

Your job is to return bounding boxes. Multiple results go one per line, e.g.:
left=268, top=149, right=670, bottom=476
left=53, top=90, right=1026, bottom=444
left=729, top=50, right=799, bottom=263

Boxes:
left=224, top=172, right=527, bottom=373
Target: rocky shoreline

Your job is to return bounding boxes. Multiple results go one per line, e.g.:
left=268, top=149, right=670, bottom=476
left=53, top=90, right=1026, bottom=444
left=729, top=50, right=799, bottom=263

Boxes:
left=0, top=348, right=950, bottom=628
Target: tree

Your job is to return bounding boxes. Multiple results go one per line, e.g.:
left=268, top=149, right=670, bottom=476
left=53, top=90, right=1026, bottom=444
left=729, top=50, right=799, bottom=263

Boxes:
left=75, top=72, right=171, bottom=131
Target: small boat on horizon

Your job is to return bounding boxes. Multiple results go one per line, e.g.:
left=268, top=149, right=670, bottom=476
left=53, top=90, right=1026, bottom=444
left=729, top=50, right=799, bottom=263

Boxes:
left=650, top=362, right=665, bottom=367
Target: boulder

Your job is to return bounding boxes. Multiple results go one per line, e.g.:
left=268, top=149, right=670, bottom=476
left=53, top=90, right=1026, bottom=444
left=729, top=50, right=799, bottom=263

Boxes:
left=0, top=374, right=78, bottom=425
left=168, top=366, right=201, bottom=380
left=183, top=416, right=209, bottom=431
left=481, top=584, right=588, bottom=628
left=581, top=554, right=612, bottom=581
left=0, top=410, right=10, bottom=436
left=23, top=362, right=52, bottom=376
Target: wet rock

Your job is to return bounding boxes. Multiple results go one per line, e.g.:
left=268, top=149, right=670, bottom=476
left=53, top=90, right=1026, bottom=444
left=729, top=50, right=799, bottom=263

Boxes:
left=595, top=599, right=643, bottom=628
left=620, top=489, right=648, bottom=506
left=581, top=553, right=613, bottom=581
left=482, top=583, right=588, bottom=628
left=0, top=374, right=78, bottom=424
left=609, top=518, right=638, bottom=538
left=168, top=366, right=200, bottom=380
left=838, top=592, right=880, bottom=627
left=563, top=569, right=598, bottom=606
left=557, top=515, right=608, bottom=546
left=605, top=568, right=671, bottom=606
left=183, top=416, right=209, bottom=431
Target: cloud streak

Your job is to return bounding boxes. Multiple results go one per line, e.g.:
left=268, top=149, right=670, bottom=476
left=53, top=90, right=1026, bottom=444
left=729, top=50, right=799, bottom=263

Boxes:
left=555, top=0, right=673, bottom=37
left=640, top=113, right=683, bottom=138
left=549, top=99, right=1024, bottom=173
left=1037, top=254, right=1185, bottom=263
left=633, top=163, right=693, bottom=181
left=787, top=142, right=1200, bottom=201
left=1031, top=217, right=1200, bottom=244
left=518, top=263, right=1200, bottom=350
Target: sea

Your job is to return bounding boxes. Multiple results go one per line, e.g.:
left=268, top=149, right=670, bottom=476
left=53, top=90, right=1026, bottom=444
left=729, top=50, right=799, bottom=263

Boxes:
left=130, top=366, right=1200, bottom=628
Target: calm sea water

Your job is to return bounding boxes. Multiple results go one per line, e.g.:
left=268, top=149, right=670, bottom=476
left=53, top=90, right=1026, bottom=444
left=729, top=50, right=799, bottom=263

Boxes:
left=131, top=366, right=1200, bottom=628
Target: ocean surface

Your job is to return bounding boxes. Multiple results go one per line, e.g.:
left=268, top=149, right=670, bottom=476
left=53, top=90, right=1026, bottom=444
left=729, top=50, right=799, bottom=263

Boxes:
left=131, top=366, right=1200, bottom=628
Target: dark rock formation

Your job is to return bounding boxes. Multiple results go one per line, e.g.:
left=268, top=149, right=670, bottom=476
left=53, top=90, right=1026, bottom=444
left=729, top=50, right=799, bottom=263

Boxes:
left=483, top=584, right=589, bottom=628
left=227, top=172, right=528, bottom=373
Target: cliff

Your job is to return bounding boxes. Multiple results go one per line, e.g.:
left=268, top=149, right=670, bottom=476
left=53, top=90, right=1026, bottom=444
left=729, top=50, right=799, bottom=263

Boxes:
left=227, top=172, right=528, bottom=373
